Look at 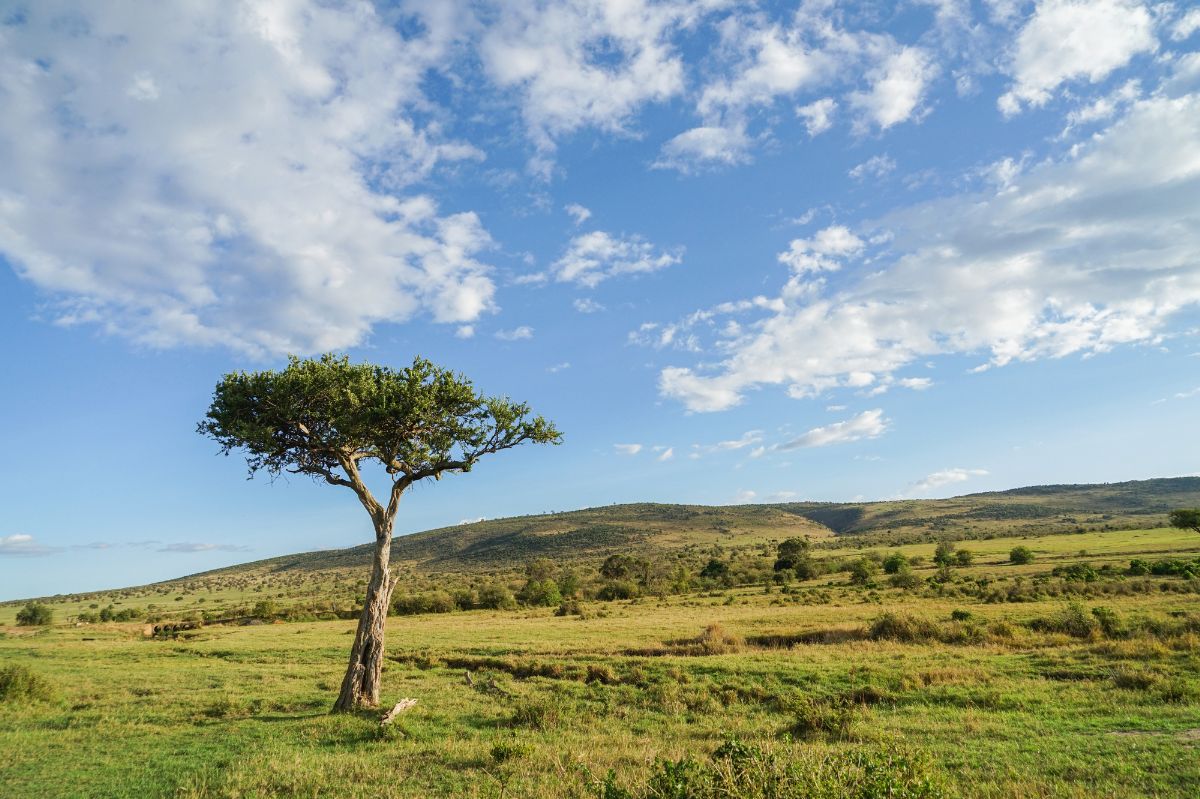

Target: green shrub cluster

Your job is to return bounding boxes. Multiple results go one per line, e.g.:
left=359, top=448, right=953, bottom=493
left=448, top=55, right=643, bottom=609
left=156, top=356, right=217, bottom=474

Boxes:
left=589, top=738, right=946, bottom=799
left=0, top=665, right=53, bottom=702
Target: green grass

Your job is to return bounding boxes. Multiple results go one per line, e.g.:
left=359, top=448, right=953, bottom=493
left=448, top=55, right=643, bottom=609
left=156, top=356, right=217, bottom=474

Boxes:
left=4, top=521, right=1200, bottom=797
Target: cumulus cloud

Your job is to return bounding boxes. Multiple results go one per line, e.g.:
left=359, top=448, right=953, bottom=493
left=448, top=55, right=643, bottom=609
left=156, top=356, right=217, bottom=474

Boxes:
left=653, top=125, right=753, bottom=172
left=0, top=534, right=59, bottom=557
left=777, top=226, right=865, bottom=275
left=565, top=203, right=592, bottom=225
left=573, top=297, right=605, bottom=313
left=0, top=1, right=494, bottom=356
left=656, top=80, right=1200, bottom=412
left=478, top=0, right=708, bottom=177
left=849, top=155, right=897, bottom=181
left=797, top=98, right=837, bottom=136
left=849, top=46, right=937, bottom=130
left=552, top=231, right=682, bottom=288
left=656, top=446, right=675, bottom=461
left=908, top=467, right=989, bottom=494
left=778, top=410, right=889, bottom=449
left=998, top=0, right=1157, bottom=115
left=495, top=326, right=534, bottom=341
left=613, top=443, right=643, bottom=455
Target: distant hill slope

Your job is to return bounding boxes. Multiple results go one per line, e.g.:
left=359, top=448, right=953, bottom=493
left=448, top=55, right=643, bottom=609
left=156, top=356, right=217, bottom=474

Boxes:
left=187, top=476, right=1200, bottom=583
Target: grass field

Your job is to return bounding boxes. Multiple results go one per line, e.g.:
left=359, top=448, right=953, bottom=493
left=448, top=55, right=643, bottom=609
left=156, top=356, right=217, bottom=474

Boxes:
left=3, top=522, right=1200, bottom=798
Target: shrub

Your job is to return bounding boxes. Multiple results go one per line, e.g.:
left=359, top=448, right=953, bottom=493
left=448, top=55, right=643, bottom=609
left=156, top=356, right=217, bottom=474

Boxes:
left=1052, top=563, right=1098, bottom=582
left=519, top=578, right=562, bottom=607
left=1009, top=546, right=1035, bottom=565
left=849, top=557, right=879, bottom=586
left=590, top=741, right=947, bottom=799
left=955, top=550, right=975, bottom=567
left=933, top=542, right=956, bottom=567
left=788, top=696, right=860, bottom=740
left=882, top=553, right=908, bottom=574
left=695, top=623, right=743, bottom=655
left=555, top=599, right=585, bottom=617
left=15, top=602, right=53, bottom=627
left=477, top=583, right=518, bottom=610
left=509, top=696, right=565, bottom=730
left=868, top=613, right=941, bottom=643
left=1029, top=602, right=1098, bottom=639
left=0, top=665, right=53, bottom=702
left=597, top=580, right=640, bottom=601
left=890, top=570, right=922, bottom=589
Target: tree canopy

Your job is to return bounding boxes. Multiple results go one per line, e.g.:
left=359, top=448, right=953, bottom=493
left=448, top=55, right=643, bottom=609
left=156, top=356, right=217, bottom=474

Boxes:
left=199, top=354, right=561, bottom=532
left=1169, top=509, right=1200, bottom=535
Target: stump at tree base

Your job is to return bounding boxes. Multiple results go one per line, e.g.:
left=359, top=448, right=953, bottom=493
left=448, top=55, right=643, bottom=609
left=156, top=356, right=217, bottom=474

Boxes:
left=380, top=698, right=418, bottom=725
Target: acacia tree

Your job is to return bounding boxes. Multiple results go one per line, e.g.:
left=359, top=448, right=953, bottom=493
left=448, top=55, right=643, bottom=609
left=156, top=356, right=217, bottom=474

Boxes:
left=1169, top=509, right=1200, bottom=535
left=198, top=354, right=560, bottom=712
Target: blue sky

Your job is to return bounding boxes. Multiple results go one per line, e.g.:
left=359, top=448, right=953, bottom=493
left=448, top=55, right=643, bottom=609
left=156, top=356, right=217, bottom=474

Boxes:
left=2, top=0, right=1199, bottom=599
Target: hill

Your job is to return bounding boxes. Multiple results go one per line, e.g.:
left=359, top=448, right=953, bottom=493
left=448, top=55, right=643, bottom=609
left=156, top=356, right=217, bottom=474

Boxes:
left=7, top=476, right=1199, bottom=609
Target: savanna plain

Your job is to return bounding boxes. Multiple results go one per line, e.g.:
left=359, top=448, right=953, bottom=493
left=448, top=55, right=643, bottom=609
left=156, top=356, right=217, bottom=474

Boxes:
left=3, top=481, right=1200, bottom=798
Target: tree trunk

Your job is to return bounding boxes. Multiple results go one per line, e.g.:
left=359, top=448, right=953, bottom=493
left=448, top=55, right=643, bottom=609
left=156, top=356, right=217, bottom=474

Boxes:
left=333, top=527, right=395, bottom=712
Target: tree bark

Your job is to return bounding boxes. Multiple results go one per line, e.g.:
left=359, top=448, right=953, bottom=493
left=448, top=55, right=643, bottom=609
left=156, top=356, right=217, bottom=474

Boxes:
left=333, top=525, right=395, bottom=712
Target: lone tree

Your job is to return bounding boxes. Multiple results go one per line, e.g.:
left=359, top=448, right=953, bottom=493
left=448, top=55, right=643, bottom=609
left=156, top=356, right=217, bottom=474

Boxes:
left=199, top=354, right=560, bottom=712
left=1169, top=509, right=1200, bottom=535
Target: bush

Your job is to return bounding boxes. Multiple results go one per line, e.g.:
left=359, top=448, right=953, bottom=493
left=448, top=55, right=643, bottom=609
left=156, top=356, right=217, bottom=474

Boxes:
left=789, top=696, right=860, bottom=740
left=955, top=550, right=975, bottom=567
left=933, top=542, right=956, bottom=567
left=890, top=571, right=923, bottom=589
left=590, top=738, right=948, bottom=799
left=1029, top=602, right=1098, bottom=638
left=597, top=580, right=640, bottom=601
left=555, top=599, right=585, bottom=617
left=882, top=553, right=908, bottom=574
left=849, top=558, right=879, bottom=586
left=695, top=623, right=743, bottom=655
left=0, top=665, right=53, bottom=702
left=477, top=583, right=518, bottom=610
left=1009, top=546, right=1035, bottom=565
left=868, top=613, right=942, bottom=643
left=518, top=578, right=562, bottom=607
left=15, top=602, right=53, bottom=627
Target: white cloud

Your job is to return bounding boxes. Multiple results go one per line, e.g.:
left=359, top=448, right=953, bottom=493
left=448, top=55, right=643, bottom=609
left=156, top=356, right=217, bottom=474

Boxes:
left=692, top=429, right=764, bottom=457
left=552, top=231, right=682, bottom=288
left=998, top=0, right=1157, bottom=115
left=1174, top=9, right=1200, bottom=41
left=478, top=0, right=708, bottom=177
left=732, top=489, right=758, bottom=504
left=655, top=81, right=1200, bottom=413
left=797, top=98, right=837, bottom=136
left=614, top=443, right=643, bottom=455
left=565, top=203, right=592, bottom=225
left=495, top=326, right=534, bottom=341
left=455, top=325, right=476, bottom=339
left=849, top=46, right=937, bottom=130
left=777, top=226, right=865, bottom=275
left=653, top=125, right=753, bottom=173
left=0, top=533, right=59, bottom=557
left=848, top=155, right=897, bottom=180
left=547, top=361, right=571, bottom=373
left=697, top=22, right=828, bottom=116
left=778, top=409, right=889, bottom=449
left=908, top=467, right=989, bottom=494
left=656, top=446, right=675, bottom=461
left=573, top=297, right=605, bottom=313
left=158, top=542, right=250, bottom=553
left=0, top=1, right=492, bottom=356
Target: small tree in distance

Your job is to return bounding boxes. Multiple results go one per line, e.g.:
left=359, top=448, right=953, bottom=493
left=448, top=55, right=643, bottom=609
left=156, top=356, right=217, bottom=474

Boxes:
left=1169, top=509, right=1200, bottom=535
left=199, top=354, right=560, bottom=712
left=16, top=602, right=53, bottom=626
